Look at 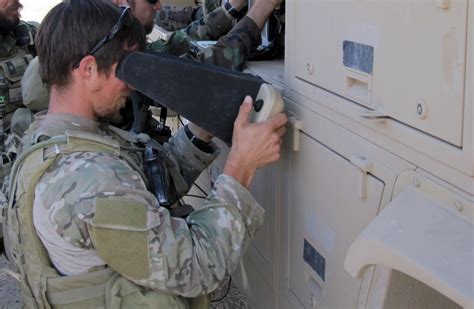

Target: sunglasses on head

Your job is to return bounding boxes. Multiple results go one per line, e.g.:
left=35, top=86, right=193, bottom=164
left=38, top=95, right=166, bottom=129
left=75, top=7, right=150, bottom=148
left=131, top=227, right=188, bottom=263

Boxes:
left=73, top=6, right=134, bottom=69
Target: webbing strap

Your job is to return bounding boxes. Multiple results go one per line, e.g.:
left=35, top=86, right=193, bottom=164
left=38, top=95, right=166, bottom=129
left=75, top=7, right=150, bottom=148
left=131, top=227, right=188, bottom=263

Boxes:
left=25, top=156, right=59, bottom=266
left=24, top=156, right=59, bottom=308
left=46, top=283, right=106, bottom=305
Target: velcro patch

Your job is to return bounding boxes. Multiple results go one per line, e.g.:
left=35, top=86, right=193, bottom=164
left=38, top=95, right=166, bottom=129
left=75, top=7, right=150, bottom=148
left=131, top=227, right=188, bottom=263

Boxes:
left=91, top=198, right=151, bottom=279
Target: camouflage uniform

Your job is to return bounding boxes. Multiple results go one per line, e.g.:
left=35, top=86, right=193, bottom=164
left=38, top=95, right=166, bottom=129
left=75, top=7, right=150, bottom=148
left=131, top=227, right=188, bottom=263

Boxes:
left=156, top=0, right=221, bottom=31
left=156, top=5, right=197, bottom=31
left=17, top=113, right=264, bottom=305
left=0, top=21, right=37, bottom=248
left=150, top=6, right=262, bottom=71
left=0, top=21, right=37, bottom=154
left=0, top=21, right=37, bottom=131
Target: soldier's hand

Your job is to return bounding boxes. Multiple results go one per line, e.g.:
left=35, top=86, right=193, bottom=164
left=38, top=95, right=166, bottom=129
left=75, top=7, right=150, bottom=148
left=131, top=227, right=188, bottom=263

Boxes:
left=228, top=0, right=247, bottom=11
left=188, top=123, right=213, bottom=143
left=256, top=0, right=282, bottom=9
left=247, top=0, right=282, bottom=29
left=224, top=96, right=287, bottom=188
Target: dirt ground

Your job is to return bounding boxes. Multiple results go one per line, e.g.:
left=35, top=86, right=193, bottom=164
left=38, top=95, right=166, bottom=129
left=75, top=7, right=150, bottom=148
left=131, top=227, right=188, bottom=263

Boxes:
left=0, top=254, right=247, bottom=309
left=0, top=255, right=21, bottom=309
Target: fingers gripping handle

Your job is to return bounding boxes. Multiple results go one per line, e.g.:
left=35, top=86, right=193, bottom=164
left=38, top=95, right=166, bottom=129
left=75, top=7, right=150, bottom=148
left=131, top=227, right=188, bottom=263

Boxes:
left=250, top=83, right=284, bottom=123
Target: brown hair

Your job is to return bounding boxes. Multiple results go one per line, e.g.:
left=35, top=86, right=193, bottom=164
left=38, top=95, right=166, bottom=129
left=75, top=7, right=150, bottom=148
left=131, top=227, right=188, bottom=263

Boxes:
left=37, top=0, right=146, bottom=88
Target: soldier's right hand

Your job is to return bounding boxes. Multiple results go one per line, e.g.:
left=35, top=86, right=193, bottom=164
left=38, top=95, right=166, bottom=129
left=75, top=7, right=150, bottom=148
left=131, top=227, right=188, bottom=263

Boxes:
left=223, top=96, right=287, bottom=189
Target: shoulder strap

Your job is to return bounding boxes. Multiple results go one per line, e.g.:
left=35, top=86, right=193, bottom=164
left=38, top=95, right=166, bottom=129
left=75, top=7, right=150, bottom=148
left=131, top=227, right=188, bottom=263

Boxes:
left=16, top=21, right=36, bottom=46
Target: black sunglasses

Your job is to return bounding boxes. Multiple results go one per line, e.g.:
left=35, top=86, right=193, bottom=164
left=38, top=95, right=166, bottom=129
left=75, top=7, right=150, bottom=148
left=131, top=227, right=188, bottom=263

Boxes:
left=146, top=0, right=158, bottom=4
left=73, top=6, right=134, bottom=69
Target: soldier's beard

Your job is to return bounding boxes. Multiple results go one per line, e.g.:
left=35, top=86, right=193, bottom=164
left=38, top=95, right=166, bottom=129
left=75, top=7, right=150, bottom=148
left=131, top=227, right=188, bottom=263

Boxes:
left=144, top=23, right=153, bottom=35
left=0, top=8, right=21, bottom=34
left=103, top=111, right=124, bottom=125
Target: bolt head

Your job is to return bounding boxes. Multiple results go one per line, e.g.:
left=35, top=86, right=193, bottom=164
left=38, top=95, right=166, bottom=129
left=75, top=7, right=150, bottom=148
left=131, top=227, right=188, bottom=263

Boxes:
left=416, top=100, right=428, bottom=119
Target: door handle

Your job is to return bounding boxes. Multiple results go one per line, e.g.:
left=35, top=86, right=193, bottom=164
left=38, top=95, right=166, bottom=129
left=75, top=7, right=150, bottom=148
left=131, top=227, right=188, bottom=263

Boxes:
left=288, top=116, right=303, bottom=152
left=360, top=110, right=389, bottom=122
left=350, top=155, right=373, bottom=199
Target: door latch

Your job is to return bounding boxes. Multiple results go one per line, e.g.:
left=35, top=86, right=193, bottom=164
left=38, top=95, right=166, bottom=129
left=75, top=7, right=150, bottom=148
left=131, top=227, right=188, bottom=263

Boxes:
left=350, top=155, right=373, bottom=199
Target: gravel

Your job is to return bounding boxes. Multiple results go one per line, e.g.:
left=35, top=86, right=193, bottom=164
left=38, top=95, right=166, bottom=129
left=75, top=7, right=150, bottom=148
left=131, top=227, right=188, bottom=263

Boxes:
left=0, top=255, right=21, bottom=309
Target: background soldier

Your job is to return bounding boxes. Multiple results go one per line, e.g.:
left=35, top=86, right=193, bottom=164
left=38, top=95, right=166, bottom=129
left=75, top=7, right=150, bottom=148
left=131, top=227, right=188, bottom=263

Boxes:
left=3, top=0, right=287, bottom=307
left=0, top=0, right=36, bottom=253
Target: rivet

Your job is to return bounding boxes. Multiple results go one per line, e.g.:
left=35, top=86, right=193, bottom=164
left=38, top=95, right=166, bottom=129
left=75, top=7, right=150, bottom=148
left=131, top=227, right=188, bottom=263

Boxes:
left=454, top=201, right=463, bottom=212
left=416, top=100, right=428, bottom=119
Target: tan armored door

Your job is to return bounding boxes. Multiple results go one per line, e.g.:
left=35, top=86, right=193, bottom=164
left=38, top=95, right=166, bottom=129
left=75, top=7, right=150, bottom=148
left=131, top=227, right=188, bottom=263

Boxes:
left=207, top=141, right=281, bottom=309
left=243, top=164, right=281, bottom=308
left=286, top=133, right=384, bottom=308
left=293, top=0, right=468, bottom=146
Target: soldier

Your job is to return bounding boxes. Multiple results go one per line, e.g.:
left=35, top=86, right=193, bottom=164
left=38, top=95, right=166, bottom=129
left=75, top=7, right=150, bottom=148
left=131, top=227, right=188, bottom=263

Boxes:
left=0, top=0, right=37, bottom=151
left=156, top=0, right=221, bottom=32
left=3, top=0, right=287, bottom=307
left=0, top=0, right=36, bottom=253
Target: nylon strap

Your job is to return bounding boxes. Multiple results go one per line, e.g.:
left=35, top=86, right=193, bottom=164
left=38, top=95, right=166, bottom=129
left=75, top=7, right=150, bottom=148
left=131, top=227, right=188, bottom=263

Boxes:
left=46, top=283, right=107, bottom=305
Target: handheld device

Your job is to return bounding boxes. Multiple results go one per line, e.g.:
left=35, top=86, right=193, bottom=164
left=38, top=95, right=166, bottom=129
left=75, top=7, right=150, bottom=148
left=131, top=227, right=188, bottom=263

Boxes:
left=116, top=51, right=284, bottom=144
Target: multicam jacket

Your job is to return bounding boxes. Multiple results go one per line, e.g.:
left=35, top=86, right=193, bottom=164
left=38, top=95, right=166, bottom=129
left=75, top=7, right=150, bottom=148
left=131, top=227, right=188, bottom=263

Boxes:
left=27, top=113, right=265, bottom=298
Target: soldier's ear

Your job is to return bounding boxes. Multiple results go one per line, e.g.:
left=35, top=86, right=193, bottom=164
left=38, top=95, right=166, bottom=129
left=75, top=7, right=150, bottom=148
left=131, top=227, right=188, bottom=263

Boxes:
left=76, top=55, right=98, bottom=79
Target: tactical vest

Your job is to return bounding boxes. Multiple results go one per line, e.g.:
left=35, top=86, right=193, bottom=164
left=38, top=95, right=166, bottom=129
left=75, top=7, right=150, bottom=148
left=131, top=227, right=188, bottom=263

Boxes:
left=1, top=129, right=209, bottom=309
left=0, top=21, right=36, bottom=122
left=0, top=46, right=33, bottom=182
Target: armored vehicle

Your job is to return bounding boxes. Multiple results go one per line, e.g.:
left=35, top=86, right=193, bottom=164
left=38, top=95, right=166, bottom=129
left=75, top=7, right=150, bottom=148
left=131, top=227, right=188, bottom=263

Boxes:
left=201, top=0, right=473, bottom=308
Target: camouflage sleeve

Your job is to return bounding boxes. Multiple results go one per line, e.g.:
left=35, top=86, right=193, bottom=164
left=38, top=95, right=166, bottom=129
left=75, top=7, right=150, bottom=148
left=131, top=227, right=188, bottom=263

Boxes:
left=131, top=173, right=265, bottom=297
left=156, top=5, right=198, bottom=32
left=149, top=7, right=234, bottom=55
left=161, top=127, right=220, bottom=196
left=201, top=0, right=221, bottom=18
left=197, top=16, right=262, bottom=70
left=37, top=151, right=264, bottom=297
left=149, top=8, right=262, bottom=70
